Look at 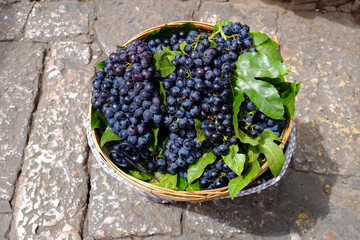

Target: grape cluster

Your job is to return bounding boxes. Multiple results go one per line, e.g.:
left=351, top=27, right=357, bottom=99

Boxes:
left=238, top=95, right=286, bottom=138
left=91, top=39, right=166, bottom=170
left=154, top=22, right=256, bottom=177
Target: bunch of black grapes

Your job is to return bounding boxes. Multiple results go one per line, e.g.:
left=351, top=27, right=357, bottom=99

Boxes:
left=91, top=39, right=166, bottom=170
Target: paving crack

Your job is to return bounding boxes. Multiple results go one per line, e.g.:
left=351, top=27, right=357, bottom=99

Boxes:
left=7, top=43, right=49, bottom=239
left=80, top=145, right=91, bottom=238
left=191, top=0, right=203, bottom=21
left=19, top=2, right=35, bottom=41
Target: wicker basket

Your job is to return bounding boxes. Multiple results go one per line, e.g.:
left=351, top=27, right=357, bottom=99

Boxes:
left=88, top=21, right=295, bottom=202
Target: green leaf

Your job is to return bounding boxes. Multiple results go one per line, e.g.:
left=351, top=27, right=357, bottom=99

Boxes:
left=246, top=145, right=260, bottom=163
left=234, top=52, right=289, bottom=79
left=249, top=32, right=269, bottom=46
left=95, top=60, right=105, bottom=69
left=179, top=41, right=187, bottom=55
left=186, top=182, right=201, bottom=191
left=187, top=150, right=216, bottom=183
left=195, top=118, right=206, bottom=142
left=250, top=32, right=283, bottom=61
left=150, top=173, right=178, bottom=190
left=91, top=110, right=108, bottom=130
left=148, top=126, right=160, bottom=154
left=255, top=129, right=284, bottom=177
left=173, top=22, right=198, bottom=35
left=100, top=126, right=121, bottom=147
left=178, top=176, right=188, bottom=191
left=153, top=46, right=181, bottom=77
left=159, top=81, right=167, bottom=108
left=228, top=160, right=260, bottom=199
left=116, top=45, right=124, bottom=49
left=210, top=40, right=217, bottom=47
left=126, top=170, right=152, bottom=180
left=232, top=52, right=288, bottom=119
left=276, top=81, right=300, bottom=120
left=145, top=24, right=171, bottom=42
left=223, top=144, right=246, bottom=176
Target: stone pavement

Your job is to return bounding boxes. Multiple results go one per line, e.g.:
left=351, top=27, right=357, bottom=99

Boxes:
left=0, top=0, right=359, bottom=239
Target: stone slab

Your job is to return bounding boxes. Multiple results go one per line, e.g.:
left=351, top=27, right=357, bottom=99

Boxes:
left=10, top=41, right=93, bottom=239
left=0, top=42, right=45, bottom=202
left=196, top=0, right=283, bottom=37
left=278, top=11, right=360, bottom=176
left=94, top=0, right=196, bottom=55
left=84, top=153, right=183, bottom=239
left=0, top=1, right=34, bottom=40
left=0, top=214, right=11, bottom=239
left=23, top=2, right=94, bottom=42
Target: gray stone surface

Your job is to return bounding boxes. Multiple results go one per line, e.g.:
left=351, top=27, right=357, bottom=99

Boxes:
left=195, top=0, right=283, bottom=38
left=278, top=11, right=360, bottom=176
left=10, top=41, right=93, bottom=239
left=0, top=214, right=11, bottom=239
left=1, top=0, right=360, bottom=239
left=23, top=2, right=94, bottom=42
left=0, top=1, right=34, bottom=40
left=84, top=153, right=183, bottom=239
left=0, top=42, right=44, bottom=204
left=94, top=0, right=197, bottom=55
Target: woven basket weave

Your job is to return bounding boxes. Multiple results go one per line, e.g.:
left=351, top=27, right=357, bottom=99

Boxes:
left=88, top=21, right=295, bottom=202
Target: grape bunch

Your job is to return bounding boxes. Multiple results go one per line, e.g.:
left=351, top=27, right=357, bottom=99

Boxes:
left=91, top=39, right=166, bottom=170
left=152, top=22, right=257, bottom=178
left=238, top=95, right=286, bottom=138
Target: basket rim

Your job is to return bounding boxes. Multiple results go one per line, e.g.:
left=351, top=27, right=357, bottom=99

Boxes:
left=89, top=21, right=293, bottom=202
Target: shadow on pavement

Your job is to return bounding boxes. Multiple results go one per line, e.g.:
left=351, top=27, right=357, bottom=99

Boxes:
left=262, top=0, right=359, bottom=26
left=181, top=121, right=338, bottom=237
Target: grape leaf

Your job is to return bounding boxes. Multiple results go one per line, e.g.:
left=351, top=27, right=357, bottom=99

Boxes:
left=255, top=129, right=284, bottom=177
left=145, top=24, right=171, bottom=42
left=228, top=160, right=260, bottom=199
left=91, top=110, right=108, bottom=130
left=231, top=52, right=288, bottom=119
left=234, top=52, right=289, bottom=79
left=173, top=22, right=198, bottom=35
left=95, top=60, right=105, bottom=69
left=249, top=32, right=269, bottom=46
left=180, top=41, right=187, bottom=55
left=148, top=126, right=160, bottom=154
left=186, top=182, right=201, bottom=191
left=187, top=150, right=216, bottom=183
left=246, top=144, right=260, bottom=163
left=223, top=144, right=246, bottom=176
left=126, top=170, right=152, bottom=181
left=250, top=32, right=283, bottom=62
left=153, top=46, right=181, bottom=77
left=195, top=118, right=206, bottom=142
left=178, top=176, right=188, bottom=191
left=150, top=173, right=178, bottom=190
left=100, top=126, right=121, bottom=147
left=276, top=81, right=301, bottom=120
left=116, top=45, right=124, bottom=49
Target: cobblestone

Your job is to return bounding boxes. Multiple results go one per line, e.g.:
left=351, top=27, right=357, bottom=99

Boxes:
left=94, top=0, right=196, bottom=55
left=0, top=1, right=34, bottom=40
left=10, top=41, right=93, bottom=239
left=23, top=2, right=94, bottom=42
left=0, top=42, right=45, bottom=223
left=84, top=153, right=183, bottom=239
